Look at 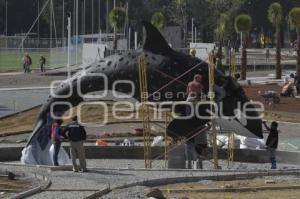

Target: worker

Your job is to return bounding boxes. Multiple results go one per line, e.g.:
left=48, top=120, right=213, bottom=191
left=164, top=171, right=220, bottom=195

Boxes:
left=64, top=116, right=87, bottom=172
left=190, top=49, right=196, bottom=57
left=185, top=74, right=203, bottom=169
left=186, top=74, right=203, bottom=101
left=194, top=128, right=208, bottom=169
left=263, top=121, right=279, bottom=169
left=51, top=119, right=64, bottom=166
left=280, top=81, right=294, bottom=97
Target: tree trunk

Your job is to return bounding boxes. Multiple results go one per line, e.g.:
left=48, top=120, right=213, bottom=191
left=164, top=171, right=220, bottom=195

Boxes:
left=275, top=29, right=281, bottom=79
left=241, top=33, right=247, bottom=80
left=297, top=34, right=300, bottom=77
left=241, top=46, right=247, bottom=80
left=217, top=39, right=223, bottom=71
left=113, top=28, right=117, bottom=50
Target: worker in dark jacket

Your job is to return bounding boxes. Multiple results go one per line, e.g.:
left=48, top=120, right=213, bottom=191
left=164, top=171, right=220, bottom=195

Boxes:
left=64, top=116, right=87, bottom=172
left=263, top=121, right=279, bottom=169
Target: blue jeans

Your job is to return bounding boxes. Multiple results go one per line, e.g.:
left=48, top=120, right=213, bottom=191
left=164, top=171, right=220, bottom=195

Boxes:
left=53, top=141, right=61, bottom=166
left=185, top=142, right=198, bottom=169
left=268, top=148, right=276, bottom=169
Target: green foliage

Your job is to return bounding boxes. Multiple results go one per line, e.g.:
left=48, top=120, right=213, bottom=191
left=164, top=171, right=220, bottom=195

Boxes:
left=109, top=7, right=126, bottom=32
left=234, top=14, right=252, bottom=33
left=215, top=13, right=230, bottom=40
left=151, top=12, right=166, bottom=31
left=268, top=2, right=283, bottom=28
left=289, top=7, right=300, bottom=33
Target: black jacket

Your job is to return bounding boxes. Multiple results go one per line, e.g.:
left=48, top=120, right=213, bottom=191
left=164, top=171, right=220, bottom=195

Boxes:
left=64, top=121, right=87, bottom=142
left=266, top=130, right=278, bottom=149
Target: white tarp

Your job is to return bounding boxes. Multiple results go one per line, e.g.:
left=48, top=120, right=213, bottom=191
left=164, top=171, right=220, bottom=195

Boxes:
left=189, top=43, right=215, bottom=60
left=82, top=43, right=107, bottom=65
left=215, top=118, right=258, bottom=138
left=217, top=134, right=266, bottom=149
left=21, top=142, right=71, bottom=166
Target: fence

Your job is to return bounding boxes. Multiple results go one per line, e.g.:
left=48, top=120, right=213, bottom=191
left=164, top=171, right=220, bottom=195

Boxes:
left=0, top=46, right=82, bottom=71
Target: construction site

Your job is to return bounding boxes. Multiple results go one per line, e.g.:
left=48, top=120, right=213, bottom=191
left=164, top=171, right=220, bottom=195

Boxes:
left=1, top=0, right=300, bottom=199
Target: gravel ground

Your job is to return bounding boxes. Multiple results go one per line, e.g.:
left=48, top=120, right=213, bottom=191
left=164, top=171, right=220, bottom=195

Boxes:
left=1, top=158, right=300, bottom=199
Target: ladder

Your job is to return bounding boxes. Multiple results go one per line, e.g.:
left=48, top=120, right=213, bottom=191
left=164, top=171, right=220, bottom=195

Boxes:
left=138, top=53, right=152, bottom=169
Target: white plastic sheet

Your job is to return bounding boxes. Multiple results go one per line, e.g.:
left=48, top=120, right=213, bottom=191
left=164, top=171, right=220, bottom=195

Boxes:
left=21, top=142, right=71, bottom=166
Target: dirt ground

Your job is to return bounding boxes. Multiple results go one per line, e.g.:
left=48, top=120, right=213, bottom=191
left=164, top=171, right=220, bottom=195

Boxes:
left=0, top=177, right=34, bottom=198
left=160, top=177, right=300, bottom=199
left=243, top=84, right=300, bottom=113
left=0, top=84, right=299, bottom=135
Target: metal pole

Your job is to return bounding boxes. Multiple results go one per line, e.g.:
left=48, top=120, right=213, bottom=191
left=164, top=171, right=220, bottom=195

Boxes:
left=81, top=1, right=84, bottom=34
left=191, top=17, right=194, bottom=43
left=128, top=27, right=131, bottom=50
left=50, top=0, right=52, bottom=49
left=75, top=0, right=78, bottom=64
left=91, top=0, right=94, bottom=35
left=208, top=53, right=219, bottom=170
left=67, top=16, right=71, bottom=79
left=195, top=26, right=197, bottom=43
left=134, top=31, right=137, bottom=50
left=114, top=0, right=116, bottom=8
left=62, top=0, right=64, bottom=38
left=83, top=0, right=86, bottom=34
left=38, top=0, right=40, bottom=46
left=98, top=0, right=101, bottom=33
left=106, top=0, right=109, bottom=34
left=73, top=0, right=76, bottom=35
left=5, top=0, right=8, bottom=48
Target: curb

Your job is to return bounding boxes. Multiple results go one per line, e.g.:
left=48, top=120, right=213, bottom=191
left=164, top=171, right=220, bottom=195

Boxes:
left=6, top=171, right=51, bottom=199
left=162, top=185, right=300, bottom=193
left=0, top=104, right=41, bottom=120
left=84, top=170, right=300, bottom=198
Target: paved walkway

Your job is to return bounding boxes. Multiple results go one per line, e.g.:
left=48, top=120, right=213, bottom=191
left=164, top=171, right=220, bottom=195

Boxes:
left=1, top=159, right=300, bottom=199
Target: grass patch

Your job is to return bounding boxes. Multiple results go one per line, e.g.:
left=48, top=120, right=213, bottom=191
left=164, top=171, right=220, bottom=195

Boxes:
left=0, top=50, right=50, bottom=71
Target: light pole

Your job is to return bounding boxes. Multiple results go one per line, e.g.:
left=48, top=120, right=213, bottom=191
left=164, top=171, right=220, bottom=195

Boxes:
left=75, top=0, right=78, bottom=64
left=98, top=0, right=101, bottom=34
left=67, top=15, right=71, bottom=79
left=62, top=0, right=64, bottom=38
left=92, top=0, right=94, bottom=35
left=38, top=0, right=40, bottom=45
left=191, top=17, right=194, bottom=43
left=5, top=0, right=8, bottom=48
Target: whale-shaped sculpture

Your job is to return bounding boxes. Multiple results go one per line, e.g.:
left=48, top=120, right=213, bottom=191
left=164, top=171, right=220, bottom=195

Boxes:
left=21, top=21, right=263, bottom=165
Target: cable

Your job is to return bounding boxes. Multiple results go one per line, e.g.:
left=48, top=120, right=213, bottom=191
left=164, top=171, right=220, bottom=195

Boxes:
left=19, top=0, right=51, bottom=49
left=147, top=58, right=208, bottom=100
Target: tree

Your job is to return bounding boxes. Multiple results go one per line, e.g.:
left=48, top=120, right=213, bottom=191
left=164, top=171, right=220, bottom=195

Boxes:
left=235, top=14, right=252, bottom=80
left=109, top=7, right=126, bottom=50
left=151, top=12, right=166, bottom=31
left=166, top=0, right=188, bottom=46
left=289, top=7, right=300, bottom=77
left=215, top=13, right=230, bottom=68
left=268, top=2, right=283, bottom=79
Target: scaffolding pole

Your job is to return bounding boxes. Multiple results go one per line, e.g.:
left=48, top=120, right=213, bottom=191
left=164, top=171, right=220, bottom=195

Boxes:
left=230, top=49, right=236, bottom=77
left=208, top=52, right=219, bottom=169
left=227, top=132, right=235, bottom=168
left=138, top=53, right=152, bottom=169
left=164, top=111, right=172, bottom=168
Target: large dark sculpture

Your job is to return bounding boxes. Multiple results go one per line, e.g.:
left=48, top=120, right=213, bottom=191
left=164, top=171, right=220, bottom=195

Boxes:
left=21, top=21, right=263, bottom=165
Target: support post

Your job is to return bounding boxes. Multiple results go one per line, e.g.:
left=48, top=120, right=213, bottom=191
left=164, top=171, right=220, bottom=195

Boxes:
left=164, top=111, right=172, bottom=168
left=138, top=53, right=152, bottom=169
left=134, top=31, right=138, bottom=50
left=227, top=132, right=234, bottom=168
left=208, top=52, right=219, bottom=169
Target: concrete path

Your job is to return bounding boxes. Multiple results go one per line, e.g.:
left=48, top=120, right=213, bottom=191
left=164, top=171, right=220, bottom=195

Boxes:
left=1, top=159, right=300, bottom=199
